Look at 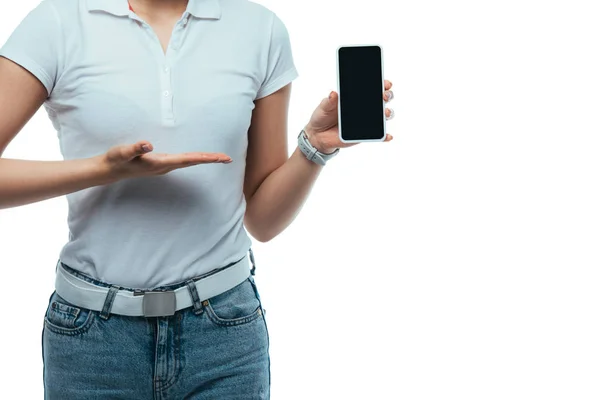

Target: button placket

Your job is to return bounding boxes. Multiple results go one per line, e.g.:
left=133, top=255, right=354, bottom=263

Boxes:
left=130, top=13, right=190, bottom=126
left=160, top=15, right=190, bottom=125
left=160, top=63, right=175, bottom=124
left=130, top=17, right=175, bottom=124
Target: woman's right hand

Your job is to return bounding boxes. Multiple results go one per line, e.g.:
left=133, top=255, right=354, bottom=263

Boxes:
left=100, top=140, right=232, bottom=180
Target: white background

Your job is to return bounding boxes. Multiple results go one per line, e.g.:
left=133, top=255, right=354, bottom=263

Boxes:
left=1, top=0, right=600, bottom=399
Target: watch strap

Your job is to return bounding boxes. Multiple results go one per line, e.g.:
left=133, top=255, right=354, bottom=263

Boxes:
left=297, top=129, right=339, bottom=166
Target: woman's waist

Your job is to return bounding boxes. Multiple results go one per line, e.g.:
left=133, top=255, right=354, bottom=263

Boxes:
left=58, top=231, right=252, bottom=289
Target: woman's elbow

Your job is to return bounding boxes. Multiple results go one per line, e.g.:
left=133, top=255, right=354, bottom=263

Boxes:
left=244, top=215, right=278, bottom=243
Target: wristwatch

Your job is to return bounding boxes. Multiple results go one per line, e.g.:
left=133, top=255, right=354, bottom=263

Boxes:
left=297, top=129, right=340, bottom=166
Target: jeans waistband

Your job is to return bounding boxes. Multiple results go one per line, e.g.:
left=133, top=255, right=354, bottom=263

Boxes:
left=53, top=249, right=256, bottom=318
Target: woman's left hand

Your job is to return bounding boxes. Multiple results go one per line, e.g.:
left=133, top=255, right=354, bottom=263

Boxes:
left=303, top=79, right=395, bottom=154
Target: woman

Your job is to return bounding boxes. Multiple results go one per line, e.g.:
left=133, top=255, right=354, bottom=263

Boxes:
left=0, top=0, right=394, bottom=398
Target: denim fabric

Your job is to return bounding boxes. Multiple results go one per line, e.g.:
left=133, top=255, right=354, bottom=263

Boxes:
left=42, top=266, right=270, bottom=399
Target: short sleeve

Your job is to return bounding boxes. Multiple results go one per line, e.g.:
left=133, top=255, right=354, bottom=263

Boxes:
left=255, top=13, right=299, bottom=100
left=0, top=0, right=63, bottom=96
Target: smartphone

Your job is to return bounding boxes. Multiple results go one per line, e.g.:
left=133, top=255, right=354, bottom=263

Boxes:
left=337, top=45, right=386, bottom=143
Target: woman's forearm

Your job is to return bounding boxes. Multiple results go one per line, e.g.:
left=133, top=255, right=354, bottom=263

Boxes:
left=244, top=146, right=323, bottom=242
left=0, top=156, right=114, bottom=209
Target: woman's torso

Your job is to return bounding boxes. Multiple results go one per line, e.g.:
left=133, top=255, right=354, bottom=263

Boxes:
left=43, top=0, right=277, bottom=288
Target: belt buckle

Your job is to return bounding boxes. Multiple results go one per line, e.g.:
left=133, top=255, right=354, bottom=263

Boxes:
left=142, top=291, right=176, bottom=317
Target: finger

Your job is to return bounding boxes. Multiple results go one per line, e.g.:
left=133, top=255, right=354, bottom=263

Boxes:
left=183, top=152, right=232, bottom=164
left=180, top=152, right=230, bottom=158
left=192, top=153, right=232, bottom=164
left=384, top=133, right=393, bottom=142
left=384, top=80, right=392, bottom=90
left=140, top=143, right=153, bottom=153
left=383, top=90, right=394, bottom=102
left=125, top=141, right=153, bottom=160
left=385, top=108, right=395, bottom=120
left=322, top=91, right=338, bottom=111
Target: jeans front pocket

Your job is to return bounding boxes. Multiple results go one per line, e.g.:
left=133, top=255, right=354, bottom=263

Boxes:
left=44, top=291, right=95, bottom=336
left=205, top=277, right=263, bottom=327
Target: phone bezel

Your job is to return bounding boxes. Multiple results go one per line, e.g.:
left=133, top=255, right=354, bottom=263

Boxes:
left=336, top=44, right=387, bottom=144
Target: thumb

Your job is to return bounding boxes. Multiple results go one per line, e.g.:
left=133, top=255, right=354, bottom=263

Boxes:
left=125, top=141, right=153, bottom=161
left=320, top=91, right=338, bottom=112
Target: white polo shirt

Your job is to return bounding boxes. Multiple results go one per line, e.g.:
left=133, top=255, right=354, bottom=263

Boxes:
left=0, top=0, right=298, bottom=288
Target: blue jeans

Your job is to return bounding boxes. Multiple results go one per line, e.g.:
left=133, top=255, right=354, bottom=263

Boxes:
left=42, top=264, right=270, bottom=399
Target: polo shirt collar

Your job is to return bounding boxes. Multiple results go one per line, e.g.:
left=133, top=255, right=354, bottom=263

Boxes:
left=86, top=0, right=222, bottom=19
left=188, top=0, right=221, bottom=19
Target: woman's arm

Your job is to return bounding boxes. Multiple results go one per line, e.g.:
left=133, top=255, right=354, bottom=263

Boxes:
left=243, top=81, right=394, bottom=242
left=0, top=57, right=118, bottom=209
left=243, top=84, right=322, bottom=242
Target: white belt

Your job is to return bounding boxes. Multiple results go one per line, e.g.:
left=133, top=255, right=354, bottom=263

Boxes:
left=54, top=256, right=251, bottom=317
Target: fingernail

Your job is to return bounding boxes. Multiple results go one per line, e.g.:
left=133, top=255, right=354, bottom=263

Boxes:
left=386, top=91, right=394, bottom=101
left=142, top=145, right=151, bottom=152
left=388, top=109, right=395, bottom=119
left=329, top=91, right=334, bottom=100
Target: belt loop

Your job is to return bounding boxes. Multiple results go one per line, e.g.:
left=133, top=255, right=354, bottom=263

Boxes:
left=99, top=285, right=120, bottom=320
left=249, top=247, right=256, bottom=276
left=185, top=280, right=204, bottom=315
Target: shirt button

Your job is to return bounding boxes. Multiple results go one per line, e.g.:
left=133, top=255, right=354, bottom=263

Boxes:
left=164, top=90, right=170, bottom=97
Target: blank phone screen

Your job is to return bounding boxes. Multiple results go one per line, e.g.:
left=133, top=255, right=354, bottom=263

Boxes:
left=338, top=46, right=385, bottom=141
